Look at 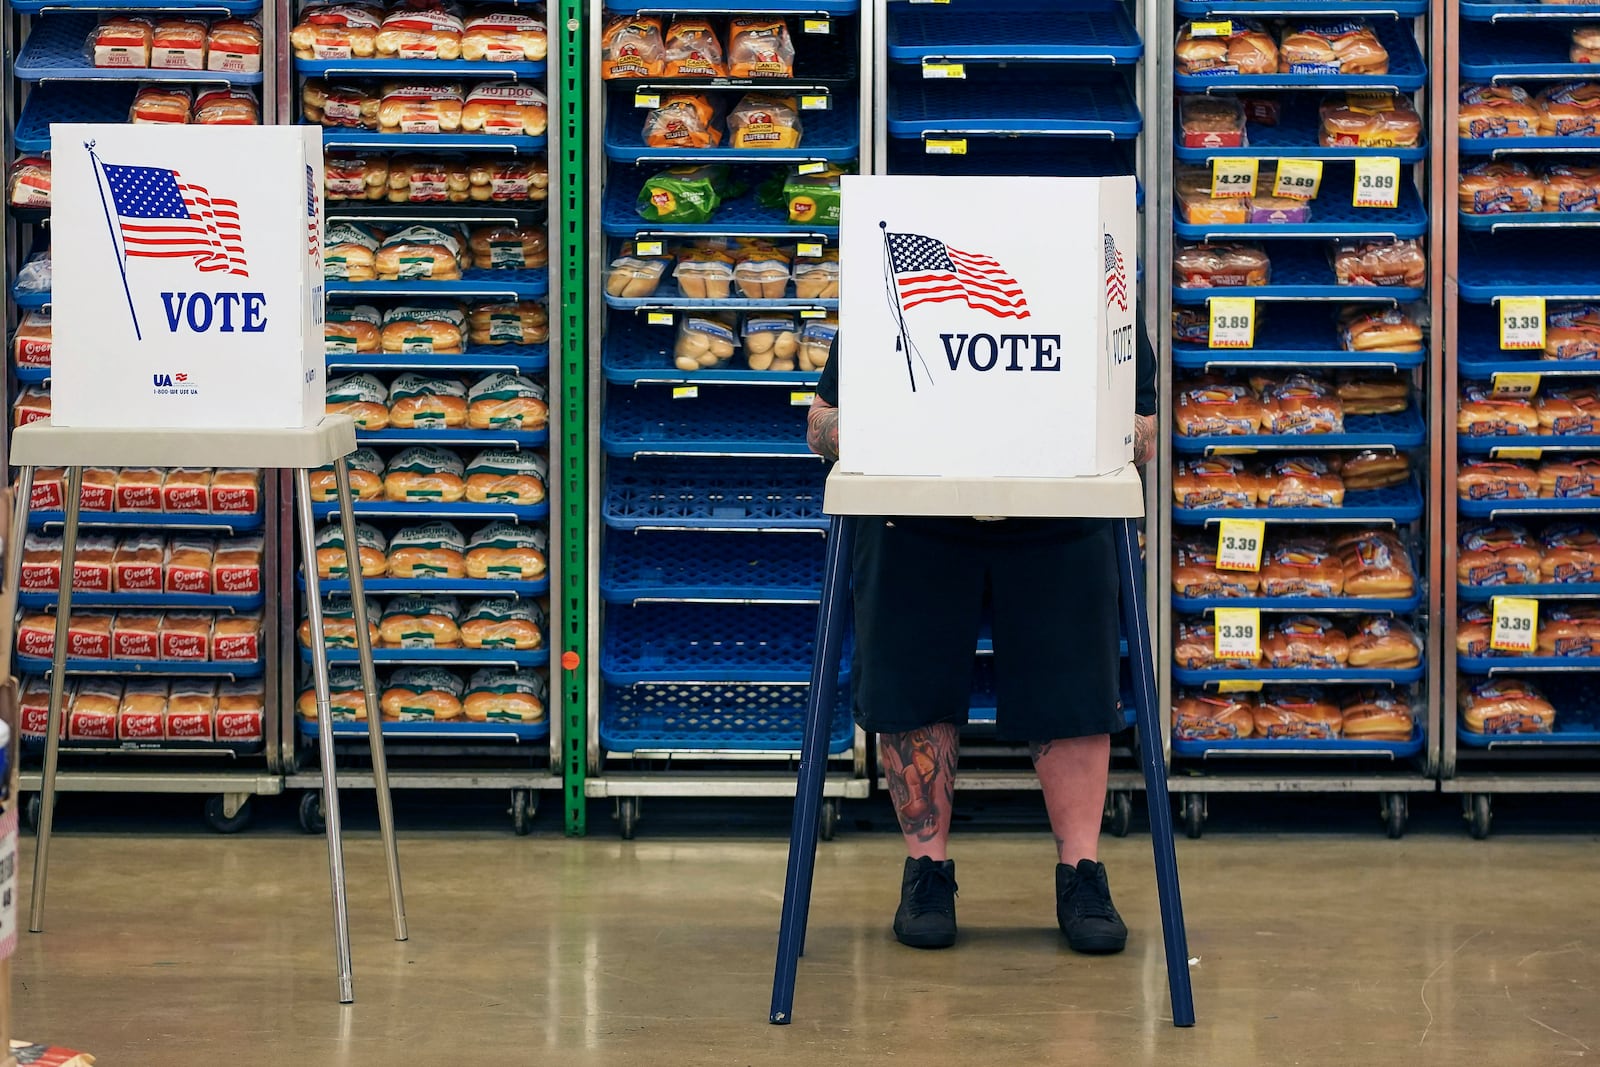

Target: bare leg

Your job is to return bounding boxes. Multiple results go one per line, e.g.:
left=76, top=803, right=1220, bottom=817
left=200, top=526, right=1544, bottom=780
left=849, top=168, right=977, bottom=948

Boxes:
left=1031, top=734, right=1111, bottom=865
left=880, top=724, right=959, bottom=861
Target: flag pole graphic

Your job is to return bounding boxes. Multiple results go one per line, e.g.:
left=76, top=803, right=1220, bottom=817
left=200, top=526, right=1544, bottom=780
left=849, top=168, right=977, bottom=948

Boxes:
left=879, top=221, right=932, bottom=393
left=87, top=142, right=141, bottom=341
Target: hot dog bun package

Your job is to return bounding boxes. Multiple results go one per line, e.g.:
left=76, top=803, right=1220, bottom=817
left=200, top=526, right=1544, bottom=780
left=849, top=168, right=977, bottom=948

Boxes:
left=380, top=667, right=465, bottom=721
left=464, top=668, right=546, bottom=722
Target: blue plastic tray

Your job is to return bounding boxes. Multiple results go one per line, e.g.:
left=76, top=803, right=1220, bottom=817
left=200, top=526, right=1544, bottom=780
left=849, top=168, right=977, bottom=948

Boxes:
left=887, top=5, right=1142, bottom=64
left=1177, top=0, right=1426, bottom=14
left=1173, top=95, right=1428, bottom=162
left=1457, top=304, right=1600, bottom=376
left=1461, top=0, right=1600, bottom=16
left=1171, top=407, right=1427, bottom=453
left=605, top=284, right=838, bottom=313
left=302, top=646, right=548, bottom=669
left=604, top=90, right=860, bottom=164
left=1172, top=591, right=1422, bottom=614
left=1461, top=21, right=1600, bottom=79
left=326, top=346, right=548, bottom=375
left=17, top=590, right=263, bottom=611
left=1459, top=232, right=1600, bottom=301
left=309, top=499, right=549, bottom=523
left=602, top=603, right=847, bottom=685
left=299, top=718, right=549, bottom=742
left=603, top=385, right=818, bottom=458
left=296, top=58, right=545, bottom=79
left=1173, top=732, right=1425, bottom=756
left=27, top=510, right=263, bottom=533
left=15, top=14, right=262, bottom=84
left=601, top=529, right=826, bottom=603
left=12, top=0, right=259, bottom=10
left=603, top=313, right=823, bottom=386
left=317, top=128, right=546, bottom=153
left=1173, top=664, right=1425, bottom=685
left=1458, top=580, right=1600, bottom=602
left=308, top=576, right=549, bottom=597
left=356, top=427, right=548, bottom=449
left=14, top=366, right=49, bottom=384
left=1459, top=133, right=1600, bottom=157
left=1172, top=319, right=1426, bottom=369
left=603, top=167, right=836, bottom=238
left=884, top=137, right=1139, bottom=180
left=599, top=679, right=854, bottom=754
left=1172, top=241, right=1426, bottom=306
left=603, top=457, right=828, bottom=532
left=15, top=82, right=134, bottom=153
left=1175, top=174, right=1429, bottom=240
left=1459, top=495, right=1600, bottom=518
left=1460, top=210, right=1600, bottom=233
left=1175, top=20, right=1427, bottom=91
left=1459, top=652, right=1600, bottom=674
left=17, top=655, right=263, bottom=677
left=326, top=268, right=548, bottom=300
left=1458, top=723, right=1600, bottom=746
left=1172, top=479, right=1425, bottom=524
left=1459, top=432, right=1600, bottom=454
left=607, top=0, right=857, bottom=10
left=10, top=285, right=50, bottom=310
left=887, top=72, right=1142, bottom=139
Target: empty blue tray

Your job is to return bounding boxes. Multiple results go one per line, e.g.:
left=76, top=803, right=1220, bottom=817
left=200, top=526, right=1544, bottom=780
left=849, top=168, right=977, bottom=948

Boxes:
left=887, top=5, right=1143, bottom=64
left=603, top=457, right=827, bottom=532
left=1459, top=495, right=1600, bottom=518
left=326, top=267, right=548, bottom=300
left=601, top=602, right=848, bottom=685
left=1458, top=580, right=1600, bottom=602
left=1173, top=591, right=1421, bottom=614
left=601, top=529, right=826, bottom=604
left=15, top=82, right=135, bottom=153
left=887, top=72, right=1142, bottom=139
left=1459, top=232, right=1600, bottom=301
left=599, top=680, right=854, bottom=754
left=1461, top=21, right=1600, bottom=79
left=603, top=385, right=818, bottom=458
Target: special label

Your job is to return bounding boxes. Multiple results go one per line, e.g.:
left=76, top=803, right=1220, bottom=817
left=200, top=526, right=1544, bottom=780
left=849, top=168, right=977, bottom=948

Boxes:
left=1208, top=296, right=1256, bottom=349
left=1489, top=596, right=1538, bottom=653
left=1213, top=607, right=1262, bottom=661
left=1215, top=518, right=1267, bottom=572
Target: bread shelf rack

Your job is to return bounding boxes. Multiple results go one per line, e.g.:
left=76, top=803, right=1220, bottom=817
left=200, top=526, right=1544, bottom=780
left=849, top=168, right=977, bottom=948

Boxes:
left=301, top=646, right=549, bottom=668
left=293, top=58, right=546, bottom=79
left=1175, top=590, right=1424, bottom=614
left=1172, top=97, right=1429, bottom=163
left=13, top=13, right=264, bottom=84
left=601, top=529, right=825, bottom=603
left=1171, top=480, right=1427, bottom=524
left=324, top=345, right=549, bottom=375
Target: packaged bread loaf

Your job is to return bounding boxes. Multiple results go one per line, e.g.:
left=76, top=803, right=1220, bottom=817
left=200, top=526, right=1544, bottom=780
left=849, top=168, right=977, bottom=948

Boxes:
left=1338, top=306, right=1423, bottom=354
left=387, top=156, right=470, bottom=203
left=1458, top=521, right=1541, bottom=585
left=1458, top=604, right=1496, bottom=658
left=463, top=10, right=547, bottom=61
left=113, top=612, right=162, bottom=660
left=1458, top=457, right=1539, bottom=500
left=1541, top=523, right=1600, bottom=582
left=92, top=16, right=154, bottom=67
left=69, top=680, right=123, bottom=742
left=1262, top=374, right=1344, bottom=434
left=164, top=537, right=215, bottom=594
left=71, top=467, right=116, bottom=513
left=1573, top=24, right=1600, bottom=63
left=119, top=680, right=171, bottom=741
left=1320, top=92, right=1419, bottom=147
left=381, top=667, right=465, bottom=721
left=1541, top=456, right=1600, bottom=497
left=131, top=84, right=193, bottom=124
left=1535, top=383, right=1600, bottom=433
left=1542, top=161, right=1600, bottom=212
left=303, top=80, right=378, bottom=128
left=375, top=7, right=463, bottom=60
left=299, top=594, right=381, bottom=649
left=1245, top=183, right=1312, bottom=224
left=376, top=225, right=467, bottom=281
left=315, top=521, right=388, bottom=579
left=1459, top=85, right=1541, bottom=138
left=1174, top=377, right=1262, bottom=436
left=1539, top=603, right=1600, bottom=655
left=601, top=14, right=666, bottom=78
left=1172, top=242, right=1270, bottom=288
left=727, top=93, right=803, bottom=149
left=1346, top=615, right=1421, bottom=668
left=462, top=83, right=547, bottom=136
left=382, top=305, right=466, bottom=355
left=1174, top=690, right=1256, bottom=740
left=1460, top=161, right=1543, bottom=214
left=112, top=468, right=162, bottom=514
left=1174, top=20, right=1277, bottom=75
left=388, top=521, right=468, bottom=579
left=743, top=313, right=801, bottom=371
left=468, top=373, right=548, bottom=430
left=297, top=666, right=367, bottom=721
left=379, top=82, right=465, bottom=134
left=1547, top=304, right=1600, bottom=360
left=379, top=595, right=463, bottom=648
left=1537, top=81, right=1600, bottom=136
left=212, top=612, right=263, bottom=662
left=468, top=155, right=548, bottom=202
left=1342, top=686, right=1417, bottom=741
left=113, top=533, right=166, bottom=593
left=662, top=16, right=725, bottom=76
left=637, top=165, right=729, bottom=224
left=1458, top=384, right=1539, bottom=436
left=464, top=669, right=546, bottom=722
left=1257, top=456, right=1345, bottom=507
left=1336, top=373, right=1410, bottom=415
left=727, top=17, right=795, bottom=78
left=207, top=17, right=264, bottom=73
left=389, top=373, right=469, bottom=429
left=1338, top=529, right=1415, bottom=596
left=1175, top=168, right=1250, bottom=224
left=1173, top=619, right=1226, bottom=669
left=1280, top=21, right=1389, bottom=75
left=644, top=93, right=722, bottom=149
left=16, top=612, right=77, bottom=661
left=460, top=597, right=544, bottom=649
left=799, top=317, right=837, bottom=372
left=1254, top=687, right=1342, bottom=739
left=12, top=309, right=52, bottom=369
left=326, top=373, right=390, bottom=429
left=310, top=448, right=384, bottom=502
left=1260, top=538, right=1345, bottom=597
left=465, top=450, right=546, bottom=505
left=14, top=385, right=51, bottom=427
left=213, top=536, right=263, bottom=595
left=210, top=469, right=260, bottom=514
left=1460, top=678, right=1556, bottom=734
left=673, top=246, right=734, bottom=298
left=793, top=252, right=840, bottom=300
left=292, top=4, right=381, bottom=60
left=215, top=680, right=266, bottom=743
left=468, top=300, right=549, bottom=346
left=385, top=446, right=466, bottom=502
left=1173, top=456, right=1258, bottom=509
left=606, top=245, right=672, bottom=300
left=1262, top=615, right=1350, bottom=668
left=734, top=248, right=793, bottom=300
left=1178, top=95, right=1247, bottom=148
left=149, top=17, right=206, bottom=70
left=19, top=677, right=62, bottom=741
left=159, top=612, right=213, bottom=660
left=193, top=87, right=260, bottom=125
left=466, top=522, right=546, bottom=580
left=1172, top=535, right=1261, bottom=598
left=1331, top=239, right=1426, bottom=288
left=469, top=224, right=547, bottom=269
left=67, top=611, right=113, bottom=659
left=325, top=304, right=381, bottom=355
left=324, top=221, right=383, bottom=281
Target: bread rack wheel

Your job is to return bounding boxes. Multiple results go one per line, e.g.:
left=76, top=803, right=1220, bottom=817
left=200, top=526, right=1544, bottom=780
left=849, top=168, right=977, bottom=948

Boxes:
left=511, top=789, right=536, bottom=835
left=1467, top=794, right=1492, bottom=840
left=204, top=793, right=254, bottom=834
left=617, top=796, right=640, bottom=840
left=1381, top=793, right=1407, bottom=840
left=1106, top=791, right=1133, bottom=838
left=24, top=793, right=41, bottom=834
left=1183, top=794, right=1206, bottom=840
left=819, top=798, right=840, bottom=841
left=299, top=790, right=327, bottom=835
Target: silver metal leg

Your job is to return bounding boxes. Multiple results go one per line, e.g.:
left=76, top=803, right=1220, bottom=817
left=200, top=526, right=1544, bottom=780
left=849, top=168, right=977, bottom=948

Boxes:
left=293, top=467, right=356, bottom=1004
left=333, top=457, right=407, bottom=943
left=30, top=464, right=80, bottom=934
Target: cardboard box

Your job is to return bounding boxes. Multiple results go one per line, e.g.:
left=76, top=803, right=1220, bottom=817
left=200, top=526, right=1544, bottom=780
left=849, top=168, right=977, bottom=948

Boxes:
left=50, top=125, right=325, bottom=430
left=837, top=174, right=1138, bottom=480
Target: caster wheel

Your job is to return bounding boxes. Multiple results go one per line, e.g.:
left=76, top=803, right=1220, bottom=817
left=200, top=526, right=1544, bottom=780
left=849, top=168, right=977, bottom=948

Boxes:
left=617, top=797, right=640, bottom=840
left=1468, top=794, right=1492, bottom=840
left=1183, top=794, right=1205, bottom=840
left=25, top=794, right=42, bottom=834
left=510, top=790, right=536, bottom=836
left=1382, top=793, right=1407, bottom=840
left=299, top=791, right=327, bottom=835
left=1107, top=791, right=1133, bottom=838
left=819, top=798, right=840, bottom=841
left=203, top=795, right=254, bottom=834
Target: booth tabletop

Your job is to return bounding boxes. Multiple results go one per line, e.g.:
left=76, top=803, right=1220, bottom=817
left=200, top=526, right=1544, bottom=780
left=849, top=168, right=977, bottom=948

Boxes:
left=824, top=464, right=1145, bottom=519
left=11, top=415, right=358, bottom=470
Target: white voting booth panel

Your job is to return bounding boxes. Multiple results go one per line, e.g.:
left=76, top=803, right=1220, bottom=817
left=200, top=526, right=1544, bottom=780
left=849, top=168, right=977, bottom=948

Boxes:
left=837, top=174, right=1138, bottom=480
left=49, top=124, right=325, bottom=430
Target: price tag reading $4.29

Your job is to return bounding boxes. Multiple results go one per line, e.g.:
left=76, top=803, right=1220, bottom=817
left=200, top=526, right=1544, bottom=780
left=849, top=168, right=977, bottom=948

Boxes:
left=1211, top=158, right=1259, bottom=199
left=1353, top=156, right=1402, bottom=209
left=1490, top=596, right=1538, bottom=653
left=1213, top=607, right=1262, bottom=662
left=1216, top=518, right=1267, bottom=572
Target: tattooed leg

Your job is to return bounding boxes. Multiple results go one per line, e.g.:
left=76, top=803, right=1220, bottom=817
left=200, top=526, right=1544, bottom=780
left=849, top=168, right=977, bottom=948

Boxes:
left=1031, top=734, right=1111, bottom=865
left=879, top=723, right=959, bottom=860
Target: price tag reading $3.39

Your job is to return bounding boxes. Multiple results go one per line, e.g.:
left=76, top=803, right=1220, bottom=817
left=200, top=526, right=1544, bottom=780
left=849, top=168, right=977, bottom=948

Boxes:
left=1211, top=158, right=1258, bottom=199
left=1490, top=596, right=1538, bottom=653
left=1273, top=158, right=1323, bottom=201
left=1208, top=296, right=1256, bottom=349
left=1213, top=607, right=1262, bottom=662
left=1500, top=296, right=1546, bottom=351
left=1353, top=156, right=1402, bottom=208
left=1216, top=518, right=1267, bottom=572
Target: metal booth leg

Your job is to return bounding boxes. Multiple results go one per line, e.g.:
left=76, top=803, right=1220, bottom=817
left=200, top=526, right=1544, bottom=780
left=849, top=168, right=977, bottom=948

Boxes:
left=1114, top=517, right=1196, bottom=1028
left=30, top=464, right=80, bottom=934
left=770, top=513, right=854, bottom=1026
left=293, top=467, right=358, bottom=1003
left=333, top=456, right=408, bottom=943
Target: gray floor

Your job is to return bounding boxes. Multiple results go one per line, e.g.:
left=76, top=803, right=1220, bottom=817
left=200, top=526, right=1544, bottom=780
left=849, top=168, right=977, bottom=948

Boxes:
left=9, top=810, right=1600, bottom=1066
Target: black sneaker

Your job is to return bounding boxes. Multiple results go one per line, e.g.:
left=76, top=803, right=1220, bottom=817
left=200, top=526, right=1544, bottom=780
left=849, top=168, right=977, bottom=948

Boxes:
left=1056, top=859, right=1128, bottom=954
left=893, top=857, right=958, bottom=949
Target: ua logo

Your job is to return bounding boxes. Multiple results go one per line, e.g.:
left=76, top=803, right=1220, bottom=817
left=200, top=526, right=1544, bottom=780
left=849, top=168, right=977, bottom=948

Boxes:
left=153, top=374, right=174, bottom=387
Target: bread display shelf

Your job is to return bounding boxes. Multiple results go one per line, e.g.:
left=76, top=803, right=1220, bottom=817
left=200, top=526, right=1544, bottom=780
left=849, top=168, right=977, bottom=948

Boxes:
left=1175, top=176, right=1429, bottom=240
left=27, top=509, right=264, bottom=533
left=605, top=0, right=858, bottom=12
left=885, top=137, right=1141, bottom=186
left=1461, top=22, right=1600, bottom=80
left=1459, top=495, right=1600, bottom=518
left=297, top=718, right=548, bottom=742
left=1459, top=233, right=1600, bottom=300
left=603, top=316, right=823, bottom=386
left=1174, top=0, right=1427, bottom=16
left=16, top=656, right=264, bottom=677
left=617, top=42, right=859, bottom=91
left=1459, top=133, right=1600, bottom=157
left=1459, top=0, right=1600, bottom=18
left=602, top=171, right=839, bottom=237
left=1173, top=480, right=1426, bottom=524
left=295, top=58, right=546, bottom=80
left=1459, top=580, right=1600, bottom=601
left=1174, top=591, right=1424, bottom=615
left=1459, top=434, right=1600, bottom=454
left=885, top=4, right=1143, bottom=65
left=1458, top=726, right=1600, bottom=747
left=1171, top=321, right=1426, bottom=368
left=1172, top=95, right=1428, bottom=163
left=302, top=646, right=549, bottom=669
left=602, top=90, right=860, bottom=164
left=601, top=602, right=850, bottom=685
left=605, top=290, right=839, bottom=312
left=14, top=82, right=136, bottom=153
left=10, top=284, right=48, bottom=311
left=886, top=72, right=1143, bottom=139
left=307, top=575, right=550, bottom=597
left=603, top=457, right=828, bottom=532
left=1172, top=732, right=1425, bottom=757
left=599, top=680, right=854, bottom=755
left=326, top=344, right=549, bottom=376
left=19, top=737, right=263, bottom=755
left=1460, top=653, right=1600, bottom=674
left=309, top=499, right=549, bottom=522
left=1175, top=19, right=1428, bottom=92
left=14, top=365, right=49, bottom=384
left=14, top=15, right=263, bottom=85
left=17, top=590, right=264, bottom=611
left=1173, top=408, right=1428, bottom=453
left=1458, top=318, right=1600, bottom=377
left=1460, top=211, right=1600, bottom=233
left=10, top=0, right=261, bottom=11
left=602, top=384, right=817, bottom=459
left=601, top=529, right=824, bottom=604
left=320, top=129, right=545, bottom=153
left=355, top=427, right=549, bottom=449
left=325, top=268, right=549, bottom=300
left=1173, top=664, right=1425, bottom=685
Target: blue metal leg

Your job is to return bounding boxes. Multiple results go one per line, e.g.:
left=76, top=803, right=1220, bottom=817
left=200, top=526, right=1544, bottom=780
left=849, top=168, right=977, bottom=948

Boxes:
left=770, top=513, right=855, bottom=1025
left=1115, top=517, right=1196, bottom=1027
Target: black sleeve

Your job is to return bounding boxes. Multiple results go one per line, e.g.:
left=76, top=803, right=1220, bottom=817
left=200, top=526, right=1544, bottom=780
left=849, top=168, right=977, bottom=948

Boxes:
left=1135, top=314, right=1158, bottom=418
left=816, top=339, right=839, bottom=407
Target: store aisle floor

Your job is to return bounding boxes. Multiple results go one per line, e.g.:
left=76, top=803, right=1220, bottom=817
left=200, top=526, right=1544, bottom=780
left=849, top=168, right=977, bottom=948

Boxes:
left=10, top=825, right=1599, bottom=1066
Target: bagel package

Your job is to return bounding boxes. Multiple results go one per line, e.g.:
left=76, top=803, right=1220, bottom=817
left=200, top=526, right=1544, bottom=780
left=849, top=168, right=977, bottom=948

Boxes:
left=465, top=449, right=547, bottom=506
left=466, top=522, right=547, bottom=581
left=381, top=667, right=465, bottom=722
left=464, top=668, right=546, bottom=723
left=380, top=595, right=463, bottom=649
left=461, top=597, right=545, bottom=649
left=388, top=521, right=468, bottom=579
left=314, top=520, right=388, bottom=579
left=385, top=446, right=466, bottom=502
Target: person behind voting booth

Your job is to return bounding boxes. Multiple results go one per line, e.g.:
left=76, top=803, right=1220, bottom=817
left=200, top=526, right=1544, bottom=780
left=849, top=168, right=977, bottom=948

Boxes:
left=806, top=322, right=1158, bottom=953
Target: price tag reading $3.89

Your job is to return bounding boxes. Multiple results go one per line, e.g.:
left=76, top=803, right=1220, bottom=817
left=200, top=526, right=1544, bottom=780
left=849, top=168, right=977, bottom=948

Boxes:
left=1213, top=607, right=1262, bottom=662
left=1273, top=159, right=1323, bottom=201
left=1353, top=156, right=1402, bottom=208
left=1500, top=296, right=1546, bottom=351
left=1490, top=596, right=1538, bottom=653
left=1208, top=296, right=1256, bottom=349
left=1211, top=158, right=1258, bottom=199
left=1216, top=518, right=1267, bottom=572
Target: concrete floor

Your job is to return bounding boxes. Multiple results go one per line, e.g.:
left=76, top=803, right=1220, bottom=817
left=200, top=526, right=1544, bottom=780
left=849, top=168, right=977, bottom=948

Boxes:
left=8, top=814, right=1600, bottom=1066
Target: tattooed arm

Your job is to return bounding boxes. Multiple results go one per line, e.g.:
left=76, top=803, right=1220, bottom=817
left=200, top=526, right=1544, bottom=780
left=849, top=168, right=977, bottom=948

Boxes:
left=1134, top=413, right=1157, bottom=466
left=807, top=395, right=841, bottom=463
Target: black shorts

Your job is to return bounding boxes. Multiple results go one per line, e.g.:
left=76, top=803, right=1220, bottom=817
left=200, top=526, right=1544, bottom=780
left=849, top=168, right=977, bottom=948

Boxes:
left=849, top=516, right=1124, bottom=744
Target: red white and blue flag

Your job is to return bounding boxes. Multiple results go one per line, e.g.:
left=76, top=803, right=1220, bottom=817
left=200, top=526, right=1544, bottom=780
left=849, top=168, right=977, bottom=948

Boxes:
left=1104, top=233, right=1128, bottom=313
left=101, top=162, right=249, bottom=276
left=885, top=232, right=1030, bottom=320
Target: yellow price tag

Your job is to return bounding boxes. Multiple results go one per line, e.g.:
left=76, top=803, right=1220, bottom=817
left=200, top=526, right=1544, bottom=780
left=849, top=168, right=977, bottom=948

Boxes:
left=1496, top=447, right=1544, bottom=460
left=795, top=242, right=824, bottom=258
left=1353, top=156, right=1402, bottom=208
left=636, top=240, right=664, bottom=258
left=1500, top=297, right=1546, bottom=351
left=1490, top=596, right=1538, bottom=653
left=796, top=162, right=828, bottom=176
left=647, top=312, right=674, bottom=326
left=1215, top=518, right=1267, bottom=572
left=790, top=391, right=816, bottom=407
left=800, top=308, right=827, bottom=319
left=1209, top=446, right=1259, bottom=456
left=802, top=17, right=830, bottom=33
left=922, top=61, right=966, bottom=79
left=634, top=92, right=661, bottom=109
left=1492, top=371, right=1541, bottom=398
left=1208, top=296, right=1256, bottom=349
left=1214, top=607, right=1261, bottom=662
left=1273, top=159, right=1324, bottom=201
left=672, top=386, right=699, bottom=400
left=1192, top=19, right=1233, bottom=36
left=1216, top=679, right=1264, bottom=694
left=925, top=138, right=968, bottom=155
left=799, top=94, right=829, bottom=111
left=1211, top=158, right=1258, bottom=199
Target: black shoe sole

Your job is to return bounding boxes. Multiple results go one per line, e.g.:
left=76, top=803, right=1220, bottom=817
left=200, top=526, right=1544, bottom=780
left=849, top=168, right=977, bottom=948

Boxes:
left=1065, top=931, right=1128, bottom=955
left=894, top=924, right=957, bottom=950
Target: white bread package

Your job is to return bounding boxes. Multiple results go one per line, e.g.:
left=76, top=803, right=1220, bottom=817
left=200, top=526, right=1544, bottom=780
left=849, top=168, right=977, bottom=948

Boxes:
left=50, top=125, right=324, bottom=429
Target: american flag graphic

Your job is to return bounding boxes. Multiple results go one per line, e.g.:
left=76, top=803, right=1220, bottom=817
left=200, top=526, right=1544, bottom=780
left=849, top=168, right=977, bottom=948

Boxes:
left=102, top=162, right=248, bottom=276
left=305, top=164, right=320, bottom=259
left=885, top=232, right=1029, bottom=320
left=1104, top=233, right=1128, bottom=312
